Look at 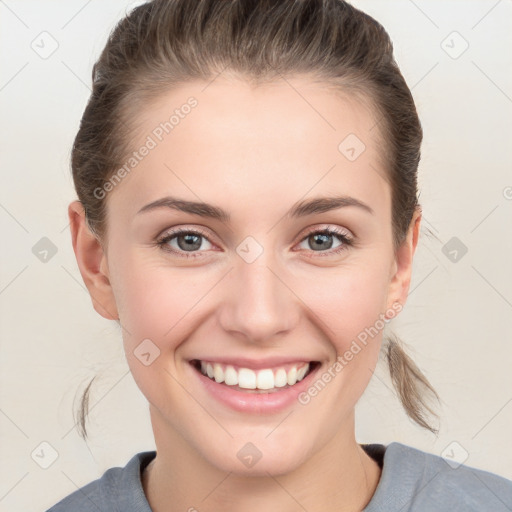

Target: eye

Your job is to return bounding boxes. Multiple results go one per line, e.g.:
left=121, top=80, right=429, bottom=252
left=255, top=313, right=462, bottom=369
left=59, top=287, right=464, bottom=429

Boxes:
left=295, top=226, right=354, bottom=256
left=156, top=227, right=215, bottom=258
left=156, top=225, right=354, bottom=259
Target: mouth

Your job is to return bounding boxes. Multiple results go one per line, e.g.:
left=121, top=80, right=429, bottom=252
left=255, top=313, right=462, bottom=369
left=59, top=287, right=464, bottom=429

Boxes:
left=190, top=359, right=321, bottom=394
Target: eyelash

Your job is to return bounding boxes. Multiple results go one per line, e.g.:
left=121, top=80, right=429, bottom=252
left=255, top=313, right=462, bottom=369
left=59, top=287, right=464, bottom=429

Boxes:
left=156, top=226, right=354, bottom=259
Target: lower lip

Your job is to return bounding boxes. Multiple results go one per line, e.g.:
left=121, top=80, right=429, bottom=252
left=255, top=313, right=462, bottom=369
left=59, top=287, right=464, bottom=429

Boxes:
left=191, top=362, right=320, bottom=414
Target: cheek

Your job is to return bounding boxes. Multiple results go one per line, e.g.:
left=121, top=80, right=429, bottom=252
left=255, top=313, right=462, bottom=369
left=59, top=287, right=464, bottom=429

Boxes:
left=295, top=256, right=391, bottom=408
left=299, top=259, right=391, bottom=349
left=111, top=264, right=211, bottom=414
left=110, top=254, right=217, bottom=369
left=109, top=239, right=204, bottom=329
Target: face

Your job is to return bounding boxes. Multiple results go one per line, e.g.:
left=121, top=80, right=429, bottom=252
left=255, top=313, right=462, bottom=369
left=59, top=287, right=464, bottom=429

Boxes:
left=72, top=75, right=419, bottom=476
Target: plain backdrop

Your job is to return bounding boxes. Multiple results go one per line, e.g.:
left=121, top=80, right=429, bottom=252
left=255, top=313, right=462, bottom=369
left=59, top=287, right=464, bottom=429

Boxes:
left=0, top=1, right=511, bottom=511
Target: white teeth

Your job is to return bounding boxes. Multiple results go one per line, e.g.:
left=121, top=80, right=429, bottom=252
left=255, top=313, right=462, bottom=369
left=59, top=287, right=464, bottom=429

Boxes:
left=256, top=369, right=274, bottom=390
left=296, top=365, right=308, bottom=381
left=200, top=361, right=311, bottom=390
left=274, top=368, right=288, bottom=387
left=224, top=365, right=238, bottom=386
left=287, top=366, right=297, bottom=386
left=238, top=368, right=257, bottom=389
left=213, top=363, right=224, bottom=383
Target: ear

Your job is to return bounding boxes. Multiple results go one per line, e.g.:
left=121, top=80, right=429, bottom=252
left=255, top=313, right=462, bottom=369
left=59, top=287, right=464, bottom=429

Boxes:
left=385, top=206, right=422, bottom=314
left=68, top=200, right=119, bottom=321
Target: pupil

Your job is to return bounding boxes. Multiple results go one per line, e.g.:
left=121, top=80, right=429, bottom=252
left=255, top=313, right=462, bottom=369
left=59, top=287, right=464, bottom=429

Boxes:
left=311, top=233, right=333, bottom=250
left=178, top=234, right=201, bottom=251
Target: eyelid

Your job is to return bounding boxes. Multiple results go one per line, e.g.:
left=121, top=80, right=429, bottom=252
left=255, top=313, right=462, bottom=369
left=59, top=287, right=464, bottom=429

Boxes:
left=299, top=223, right=353, bottom=240
left=157, top=225, right=214, bottom=242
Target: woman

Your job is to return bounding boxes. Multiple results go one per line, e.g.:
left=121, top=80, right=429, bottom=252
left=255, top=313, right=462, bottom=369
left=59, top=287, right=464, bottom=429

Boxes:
left=47, top=0, right=512, bottom=510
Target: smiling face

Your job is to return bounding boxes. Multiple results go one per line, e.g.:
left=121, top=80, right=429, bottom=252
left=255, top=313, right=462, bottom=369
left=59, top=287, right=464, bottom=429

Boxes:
left=71, top=74, right=419, bottom=476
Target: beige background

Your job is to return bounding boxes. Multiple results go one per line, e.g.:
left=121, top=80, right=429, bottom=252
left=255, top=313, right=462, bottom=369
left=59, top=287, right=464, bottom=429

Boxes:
left=0, top=1, right=511, bottom=511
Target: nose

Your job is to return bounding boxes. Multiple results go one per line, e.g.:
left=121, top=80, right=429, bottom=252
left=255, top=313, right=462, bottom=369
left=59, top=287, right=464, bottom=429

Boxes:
left=217, top=250, right=301, bottom=345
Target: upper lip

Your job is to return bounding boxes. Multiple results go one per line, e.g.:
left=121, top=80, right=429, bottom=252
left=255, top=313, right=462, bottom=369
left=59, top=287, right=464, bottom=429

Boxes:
left=190, top=356, right=318, bottom=370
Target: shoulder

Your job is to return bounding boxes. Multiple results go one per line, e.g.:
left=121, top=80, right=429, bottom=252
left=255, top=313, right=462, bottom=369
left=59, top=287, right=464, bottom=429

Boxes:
left=45, top=451, right=156, bottom=512
left=365, top=442, right=512, bottom=512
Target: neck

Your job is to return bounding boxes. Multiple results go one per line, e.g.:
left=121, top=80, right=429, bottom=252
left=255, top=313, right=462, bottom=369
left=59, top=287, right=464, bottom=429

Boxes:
left=142, top=409, right=382, bottom=512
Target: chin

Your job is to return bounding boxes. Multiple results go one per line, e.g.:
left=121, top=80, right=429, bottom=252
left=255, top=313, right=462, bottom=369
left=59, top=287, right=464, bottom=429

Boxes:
left=196, top=431, right=312, bottom=477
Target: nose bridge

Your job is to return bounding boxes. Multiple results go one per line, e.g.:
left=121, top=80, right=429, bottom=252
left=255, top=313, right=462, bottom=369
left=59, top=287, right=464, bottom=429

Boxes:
left=218, top=240, right=298, bottom=343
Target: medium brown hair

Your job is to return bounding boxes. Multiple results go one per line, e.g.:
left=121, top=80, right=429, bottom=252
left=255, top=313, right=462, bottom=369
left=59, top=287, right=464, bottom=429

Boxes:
left=71, top=0, right=440, bottom=439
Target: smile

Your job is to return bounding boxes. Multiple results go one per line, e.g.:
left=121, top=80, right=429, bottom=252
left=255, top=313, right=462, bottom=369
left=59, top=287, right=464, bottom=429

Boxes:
left=191, top=359, right=320, bottom=393
left=189, top=358, right=322, bottom=412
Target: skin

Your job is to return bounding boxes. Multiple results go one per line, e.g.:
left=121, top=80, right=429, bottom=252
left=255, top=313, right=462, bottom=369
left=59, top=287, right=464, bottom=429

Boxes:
left=69, top=75, right=421, bottom=512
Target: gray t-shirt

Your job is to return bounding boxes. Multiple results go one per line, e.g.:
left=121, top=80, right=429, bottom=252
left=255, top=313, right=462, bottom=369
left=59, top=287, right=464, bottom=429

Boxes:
left=45, top=442, right=512, bottom=511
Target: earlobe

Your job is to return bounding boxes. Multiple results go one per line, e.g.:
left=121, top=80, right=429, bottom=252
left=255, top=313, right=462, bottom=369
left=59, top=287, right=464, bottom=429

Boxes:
left=385, top=207, right=422, bottom=314
left=68, top=200, right=119, bottom=321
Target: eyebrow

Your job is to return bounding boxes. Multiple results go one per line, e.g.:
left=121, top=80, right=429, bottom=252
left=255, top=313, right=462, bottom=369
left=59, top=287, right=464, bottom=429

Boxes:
left=136, top=195, right=374, bottom=221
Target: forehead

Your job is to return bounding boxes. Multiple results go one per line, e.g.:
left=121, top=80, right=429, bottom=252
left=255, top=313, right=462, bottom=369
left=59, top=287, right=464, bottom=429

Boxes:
left=109, top=75, right=390, bottom=221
